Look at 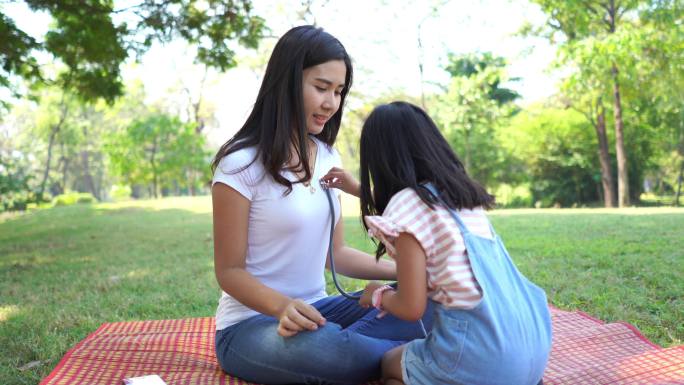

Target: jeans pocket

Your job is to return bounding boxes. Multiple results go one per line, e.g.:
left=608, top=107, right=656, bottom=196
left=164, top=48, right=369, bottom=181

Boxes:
left=426, top=317, right=468, bottom=374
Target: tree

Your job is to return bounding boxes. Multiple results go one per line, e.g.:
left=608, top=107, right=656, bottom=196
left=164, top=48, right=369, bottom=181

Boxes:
left=502, top=106, right=599, bottom=206
left=559, top=60, right=617, bottom=207
left=1, top=0, right=265, bottom=105
left=0, top=141, right=32, bottom=211
left=431, top=53, right=519, bottom=187
left=528, top=0, right=654, bottom=207
left=636, top=3, right=684, bottom=204
left=29, top=88, right=80, bottom=200
left=444, top=52, right=520, bottom=106
left=10, top=86, right=110, bottom=201
left=106, top=113, right=208, bottom=198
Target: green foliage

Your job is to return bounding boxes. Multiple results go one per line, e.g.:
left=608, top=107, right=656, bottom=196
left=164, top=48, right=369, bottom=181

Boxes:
left=431, top=61, right=515, bottom=187
left=0, top=13, right=41, bottom=112
left=493, top=183, right=533, bottom=208
left=106, top=113, right=210, bottom=198
left=528, top=0, right=684, bottom=205
left=15, top=87, right=112, bottom=201
left=109, top=184, right=132, bottom=201
left=1, top=0, right=265, bottom=102
left=51, top=192, right=97, bottom=206
left=0, top=147, right=33, bottom=211
left=503, top=106, right=599, bottom=206
left=444, top=52, right=520, bottom=105
left=6, top=81, right=214, bottom=206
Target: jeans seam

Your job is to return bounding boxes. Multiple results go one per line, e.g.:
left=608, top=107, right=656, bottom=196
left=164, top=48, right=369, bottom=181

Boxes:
left=225, top=344, right=357, bottom=385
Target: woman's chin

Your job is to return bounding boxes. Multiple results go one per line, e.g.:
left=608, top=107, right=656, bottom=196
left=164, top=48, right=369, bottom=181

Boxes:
left=308, top=125, right=325, bottom=135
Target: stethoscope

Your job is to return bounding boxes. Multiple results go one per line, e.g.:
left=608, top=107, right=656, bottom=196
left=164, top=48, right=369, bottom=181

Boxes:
left=321, top=180, right=361, bottom=300
left=321, top=181, right=428, bottom=337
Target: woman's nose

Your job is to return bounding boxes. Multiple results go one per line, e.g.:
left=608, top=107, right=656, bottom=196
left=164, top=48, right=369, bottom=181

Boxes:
left=322, top=91, right=336, bottom=110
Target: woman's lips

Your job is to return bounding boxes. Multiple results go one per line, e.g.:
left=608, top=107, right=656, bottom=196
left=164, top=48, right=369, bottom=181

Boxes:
left=313, top=114, right=328, bottom=125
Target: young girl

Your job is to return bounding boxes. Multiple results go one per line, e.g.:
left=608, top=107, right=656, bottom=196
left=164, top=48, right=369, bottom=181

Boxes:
left=324, top=101, right=551, bottom=385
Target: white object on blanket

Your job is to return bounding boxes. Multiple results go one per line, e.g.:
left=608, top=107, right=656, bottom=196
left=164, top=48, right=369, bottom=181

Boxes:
left=122, top=374, right=168, bottom=385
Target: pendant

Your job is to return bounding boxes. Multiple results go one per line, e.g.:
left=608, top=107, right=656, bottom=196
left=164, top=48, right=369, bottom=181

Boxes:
left=309, top=185, right=316, bottom=194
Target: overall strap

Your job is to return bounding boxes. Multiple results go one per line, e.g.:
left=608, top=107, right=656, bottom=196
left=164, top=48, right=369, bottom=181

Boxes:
left=423, top=183, right=470, bottom=235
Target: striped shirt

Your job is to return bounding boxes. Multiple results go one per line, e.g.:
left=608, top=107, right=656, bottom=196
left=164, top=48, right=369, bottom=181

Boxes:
left=364, top=187, right=492, bottom=309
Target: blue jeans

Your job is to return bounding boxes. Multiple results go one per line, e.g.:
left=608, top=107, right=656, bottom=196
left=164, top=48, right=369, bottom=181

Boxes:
left=215, top=292, right=434, bottom=385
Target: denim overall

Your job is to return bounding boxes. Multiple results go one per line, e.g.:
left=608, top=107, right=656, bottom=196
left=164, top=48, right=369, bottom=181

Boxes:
left=402, top=186, right=552, bottom=385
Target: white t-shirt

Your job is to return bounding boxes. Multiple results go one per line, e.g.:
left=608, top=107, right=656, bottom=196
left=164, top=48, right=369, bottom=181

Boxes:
left=212, top=136, right=342, bottom=330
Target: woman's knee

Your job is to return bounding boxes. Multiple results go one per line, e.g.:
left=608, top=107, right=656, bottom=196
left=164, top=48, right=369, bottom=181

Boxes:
left=218, top=318, right=394, bottom=384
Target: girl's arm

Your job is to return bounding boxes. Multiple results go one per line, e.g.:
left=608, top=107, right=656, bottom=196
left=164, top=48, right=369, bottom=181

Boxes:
left=360, top=232, right=427, bottom=322
left=326, top=196, right=396, bottom=280
left=213, top=183, right=326, bottom=337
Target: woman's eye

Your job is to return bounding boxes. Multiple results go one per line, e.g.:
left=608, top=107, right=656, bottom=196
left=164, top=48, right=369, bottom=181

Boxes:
left=315, top=86, right=326, bottom=92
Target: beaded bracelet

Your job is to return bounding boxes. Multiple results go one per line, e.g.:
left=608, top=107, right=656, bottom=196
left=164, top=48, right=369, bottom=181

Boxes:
left=371, top=284, right=395, bottom=311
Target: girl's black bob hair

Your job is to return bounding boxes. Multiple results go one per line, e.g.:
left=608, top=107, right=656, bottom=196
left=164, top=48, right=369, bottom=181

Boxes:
left=359, top=101, right=495, bottom=259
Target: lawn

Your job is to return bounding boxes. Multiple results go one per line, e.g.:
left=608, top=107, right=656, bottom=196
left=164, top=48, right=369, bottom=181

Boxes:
left=1, top=196, right=683, bottom=385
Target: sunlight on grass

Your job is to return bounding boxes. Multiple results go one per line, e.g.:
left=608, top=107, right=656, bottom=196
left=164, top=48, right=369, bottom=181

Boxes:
left=124, top=269, right=152, bottom=279
left=0, top=211, right=24, bottom=224
left=341, top=193, right=684, bottom=217
left=0, top=254, right=58, bottom=269
left=98, top=196, right=212, bottom=214
left=0, top=305, right=20, bottom=322
left=491, top=207, right=684, bottom=216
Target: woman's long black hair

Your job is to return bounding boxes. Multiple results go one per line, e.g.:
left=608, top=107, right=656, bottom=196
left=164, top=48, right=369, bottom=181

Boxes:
left=211, top=25, right=353, bottom=193
left=359, top=101, right=495, bottom=259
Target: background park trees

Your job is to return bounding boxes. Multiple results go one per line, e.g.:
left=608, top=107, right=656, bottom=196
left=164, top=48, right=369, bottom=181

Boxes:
left=0, top=0, right=682, bottom=211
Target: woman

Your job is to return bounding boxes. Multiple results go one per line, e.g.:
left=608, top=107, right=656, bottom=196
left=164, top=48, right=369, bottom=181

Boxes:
left=211, top=26, right=432, bottom=385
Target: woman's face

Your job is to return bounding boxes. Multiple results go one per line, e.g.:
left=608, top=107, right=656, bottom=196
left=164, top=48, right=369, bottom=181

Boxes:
left=301, top=60, right=346, bottom=135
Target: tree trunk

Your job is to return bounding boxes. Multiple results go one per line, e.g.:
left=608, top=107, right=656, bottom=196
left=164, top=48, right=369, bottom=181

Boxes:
left=594, top=103, right=616, bottom=207
left=611, top=63, right=630, bottom=207
left=675, top=160, right=683, bottom=207
left=38, top=126, right=60, bottom=201
left=81, top=149, right=97, bottom=199
left=38, top=94, right=69, bottom=201
left=61, top=155, right=69, bottom=194
left=150, top=138, right=158, bottom=199
left=80, top=126, right=98, bottom=199
left=189, top=170, right=196, bottom=196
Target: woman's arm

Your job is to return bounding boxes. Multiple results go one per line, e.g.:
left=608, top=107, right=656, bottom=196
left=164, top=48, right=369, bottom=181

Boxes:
left=325, top=197, right=396, bottom=280
left=213, top=183, right=325, bottom=337
left=360, top=233, right=427, bottom=322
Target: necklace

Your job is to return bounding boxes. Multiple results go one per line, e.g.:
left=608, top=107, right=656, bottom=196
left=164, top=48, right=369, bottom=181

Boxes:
left=303, top=180, right=317, bottom=194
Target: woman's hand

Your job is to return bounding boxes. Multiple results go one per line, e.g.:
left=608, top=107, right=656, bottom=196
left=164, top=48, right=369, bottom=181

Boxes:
left=359, top=281, right=385, bottom=309
left=320, top=167, right=361, bottom=197
left=277, top=299, right=326, bottom=337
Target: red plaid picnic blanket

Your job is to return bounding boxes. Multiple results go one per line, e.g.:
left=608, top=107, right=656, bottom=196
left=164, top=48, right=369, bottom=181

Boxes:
left=40, top=307, right=684, bottom=385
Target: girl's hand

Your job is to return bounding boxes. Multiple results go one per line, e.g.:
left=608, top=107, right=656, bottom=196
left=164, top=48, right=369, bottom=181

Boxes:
left=359, top=281, right=384, bottom=308
left=277, top=299, right=326, bottom=338
left=320, top=167, right=361, bottom=197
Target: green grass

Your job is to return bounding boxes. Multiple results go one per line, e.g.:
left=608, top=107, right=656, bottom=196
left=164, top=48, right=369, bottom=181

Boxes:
left=1, top=197, right=683, bottom=385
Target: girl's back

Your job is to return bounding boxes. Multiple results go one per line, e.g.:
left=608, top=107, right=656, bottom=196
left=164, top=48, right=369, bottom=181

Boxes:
left=365, top=187, right=490, bottom=309
left=368, top=186, right=552, bottom=385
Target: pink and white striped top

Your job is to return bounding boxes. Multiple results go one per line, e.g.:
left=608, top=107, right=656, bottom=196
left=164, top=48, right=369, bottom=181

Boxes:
left=364, top=187, right=493, bottom=309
